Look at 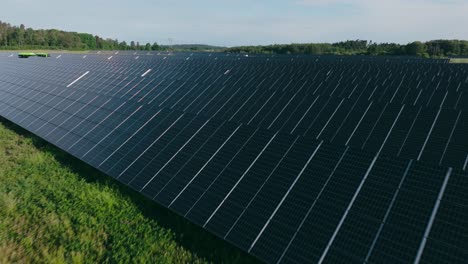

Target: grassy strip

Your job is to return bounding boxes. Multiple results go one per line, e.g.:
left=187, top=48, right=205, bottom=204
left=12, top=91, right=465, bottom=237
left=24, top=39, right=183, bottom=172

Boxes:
left=0, top=117, right=260, bottom=264
left=450, top=58, right=468, bottom=64
left=0, top=50, right=91, bottom=54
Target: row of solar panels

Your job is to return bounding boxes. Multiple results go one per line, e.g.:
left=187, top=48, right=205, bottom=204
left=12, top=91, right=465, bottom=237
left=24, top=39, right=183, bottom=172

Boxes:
left=1, top=55, right=467, bottom=170
left=2, top=54, right=466, bottom=113
left=1, top=96, right=466, bottom=263
left=0, top=53, right=466, bottom=263
left=0, top=50, right=456, bottom=64
left=1, top=77, right=467, bottom=171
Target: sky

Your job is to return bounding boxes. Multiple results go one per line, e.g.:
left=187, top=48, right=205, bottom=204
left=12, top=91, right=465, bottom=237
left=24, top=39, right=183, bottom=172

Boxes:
left=2, top=0, right=468, bottom=46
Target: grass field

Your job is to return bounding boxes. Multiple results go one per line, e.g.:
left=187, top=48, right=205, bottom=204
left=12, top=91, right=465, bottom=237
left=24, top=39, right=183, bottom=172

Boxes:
left=0, top=50, right=91, bottom=54
left=450, top=58, right=468, bottom=63
left=0, top=117, right=260, bottom=264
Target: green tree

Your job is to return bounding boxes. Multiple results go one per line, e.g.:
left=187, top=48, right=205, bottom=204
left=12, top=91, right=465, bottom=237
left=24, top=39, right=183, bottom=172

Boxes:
left=151, top=42, right=160, bottom=50
left=406, top=41, right=426, bottom=56
left=119, top=41, right=128, bottom=50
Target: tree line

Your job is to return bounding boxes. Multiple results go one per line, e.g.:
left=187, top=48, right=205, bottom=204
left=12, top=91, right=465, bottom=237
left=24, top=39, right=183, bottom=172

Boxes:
left=2, top=21, right=468, bottom=58
left=0, top=21, right=160, bottom=51
left=226, top=40, right=468, bottom=58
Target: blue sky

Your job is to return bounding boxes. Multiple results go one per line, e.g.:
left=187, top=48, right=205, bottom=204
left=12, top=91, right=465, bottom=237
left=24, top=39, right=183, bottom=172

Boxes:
left=2, top=0, right=467, bottom=46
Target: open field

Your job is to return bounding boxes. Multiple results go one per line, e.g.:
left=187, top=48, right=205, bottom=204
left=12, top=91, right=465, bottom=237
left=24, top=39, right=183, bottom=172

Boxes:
left=0, top=50, right=91, bottom=54
left=0, top=117, right=259, bottom=264
left=450, top=58, right=468, bottom=63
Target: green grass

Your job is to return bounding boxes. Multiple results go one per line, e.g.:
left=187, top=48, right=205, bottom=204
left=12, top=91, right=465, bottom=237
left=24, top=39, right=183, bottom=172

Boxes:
left=450, top=58, right=468, bottom=64
left=18, top=52, right=37, bottom=56
left=0, top=117, right=260, bottom=264
left=1, top=50, right=91, bottom=54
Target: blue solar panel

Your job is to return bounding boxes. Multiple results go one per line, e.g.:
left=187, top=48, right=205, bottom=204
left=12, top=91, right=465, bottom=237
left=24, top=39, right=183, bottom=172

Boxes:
left=0, top=52, right=467, bottom=263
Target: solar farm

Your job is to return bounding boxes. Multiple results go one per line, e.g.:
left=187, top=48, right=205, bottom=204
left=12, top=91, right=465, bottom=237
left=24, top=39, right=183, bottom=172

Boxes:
left=0, top=52, right=467, bottom=263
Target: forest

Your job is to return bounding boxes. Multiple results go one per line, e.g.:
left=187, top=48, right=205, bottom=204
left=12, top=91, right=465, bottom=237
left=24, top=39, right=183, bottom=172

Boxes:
left=226, top=40, right=468, bottom=57
left=2, top=21, right=468, bottom=58
left=0, top=21, right=159, bottom=51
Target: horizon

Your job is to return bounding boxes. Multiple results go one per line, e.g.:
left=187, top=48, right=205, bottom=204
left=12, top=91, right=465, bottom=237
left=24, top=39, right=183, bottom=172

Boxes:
left=2, top=0, right=468, bottom=47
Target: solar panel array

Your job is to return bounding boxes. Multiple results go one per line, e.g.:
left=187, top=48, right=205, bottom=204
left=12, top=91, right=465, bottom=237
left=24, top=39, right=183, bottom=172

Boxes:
left=0, top=52, right=467, bottom=263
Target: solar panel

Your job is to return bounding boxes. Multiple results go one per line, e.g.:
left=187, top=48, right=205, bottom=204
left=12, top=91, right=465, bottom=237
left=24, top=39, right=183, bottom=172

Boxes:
left=0, top=52, right=467, bottom=263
